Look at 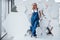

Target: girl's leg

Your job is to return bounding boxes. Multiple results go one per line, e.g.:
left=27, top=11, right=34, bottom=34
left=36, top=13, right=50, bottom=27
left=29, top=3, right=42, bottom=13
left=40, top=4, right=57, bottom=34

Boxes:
left=32, top=21, right=38, bottom=36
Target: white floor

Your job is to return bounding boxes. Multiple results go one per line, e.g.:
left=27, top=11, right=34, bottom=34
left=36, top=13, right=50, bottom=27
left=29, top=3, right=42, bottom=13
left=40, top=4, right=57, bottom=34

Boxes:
left=2, top=11, right=60, bottom=40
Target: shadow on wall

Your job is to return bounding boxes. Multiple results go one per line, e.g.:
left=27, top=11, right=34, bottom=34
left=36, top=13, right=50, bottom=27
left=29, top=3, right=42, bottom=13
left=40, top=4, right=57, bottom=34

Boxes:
left=11, top=0, right=17, bottom=12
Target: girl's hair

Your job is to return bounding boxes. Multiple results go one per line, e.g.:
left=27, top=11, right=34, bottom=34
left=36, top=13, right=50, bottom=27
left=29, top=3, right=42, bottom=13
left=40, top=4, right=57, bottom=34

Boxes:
left=32, top=3, right=38, bottom=10
left=32, top=3, right=37, bottom=6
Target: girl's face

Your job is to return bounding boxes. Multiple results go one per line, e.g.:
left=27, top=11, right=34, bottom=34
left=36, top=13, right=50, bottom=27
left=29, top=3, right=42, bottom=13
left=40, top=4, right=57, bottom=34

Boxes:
left=32, top=3, right=37, bottom=10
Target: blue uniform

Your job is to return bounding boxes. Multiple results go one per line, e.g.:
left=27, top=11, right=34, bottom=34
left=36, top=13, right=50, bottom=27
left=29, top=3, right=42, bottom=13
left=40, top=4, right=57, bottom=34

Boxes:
left=30, top=10, right=39, bottom=36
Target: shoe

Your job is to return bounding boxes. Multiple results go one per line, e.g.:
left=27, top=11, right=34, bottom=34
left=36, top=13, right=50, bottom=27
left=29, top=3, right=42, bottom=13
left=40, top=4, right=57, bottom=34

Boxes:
left=27, top=29, right=32, bottom=34
left=31, top=34, right=37, bottom=38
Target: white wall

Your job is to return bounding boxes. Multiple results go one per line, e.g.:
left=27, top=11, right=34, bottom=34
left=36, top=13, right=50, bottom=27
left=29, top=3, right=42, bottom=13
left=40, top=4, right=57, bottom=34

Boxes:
left=57, top=2, right=60, bottom=24
left=0, top=0, right=2, bottom=38
left=55, top=0, right=60, bottom=2
left=23, top=0, right=59, bottom=19
left=2, top=0, right=8, bottom=22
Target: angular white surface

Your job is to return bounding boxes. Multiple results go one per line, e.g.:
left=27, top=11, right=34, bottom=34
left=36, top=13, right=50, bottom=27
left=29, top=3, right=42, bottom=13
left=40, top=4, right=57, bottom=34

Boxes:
left=2, top=0, right=60, bottom=40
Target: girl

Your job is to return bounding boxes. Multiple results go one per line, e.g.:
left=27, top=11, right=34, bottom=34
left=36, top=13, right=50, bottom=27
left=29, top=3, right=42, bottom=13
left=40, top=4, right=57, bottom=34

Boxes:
left=27, top=3, right=46, bottom=37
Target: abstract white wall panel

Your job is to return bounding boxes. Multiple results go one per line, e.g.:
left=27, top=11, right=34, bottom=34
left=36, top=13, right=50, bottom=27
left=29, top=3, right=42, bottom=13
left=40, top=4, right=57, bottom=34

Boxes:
left=2, top=0, right=9, bottom=22
left=59, top=8, right=60, bottom=24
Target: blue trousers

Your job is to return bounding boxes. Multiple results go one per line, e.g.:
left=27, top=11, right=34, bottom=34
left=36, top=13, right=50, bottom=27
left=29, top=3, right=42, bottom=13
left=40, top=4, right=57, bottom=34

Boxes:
left=30, top=20, right=39, bottom=36
left=30, top=12, right=39, bottom=36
